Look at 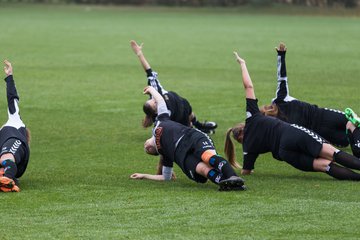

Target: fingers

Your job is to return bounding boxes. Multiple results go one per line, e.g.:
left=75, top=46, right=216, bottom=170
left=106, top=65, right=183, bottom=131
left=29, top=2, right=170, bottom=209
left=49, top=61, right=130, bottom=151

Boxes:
left=130, top=173, right=143, bottom=179
left=233, top=51, right=245, bottom=64
left=143, top=86, right=150, bottom=94
left=4, top=59, right=11, bottom=67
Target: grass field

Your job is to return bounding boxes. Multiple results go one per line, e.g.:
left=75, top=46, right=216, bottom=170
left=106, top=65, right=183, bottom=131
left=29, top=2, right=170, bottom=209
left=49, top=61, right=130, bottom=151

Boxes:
left=0, top=3, right=360, bottom=239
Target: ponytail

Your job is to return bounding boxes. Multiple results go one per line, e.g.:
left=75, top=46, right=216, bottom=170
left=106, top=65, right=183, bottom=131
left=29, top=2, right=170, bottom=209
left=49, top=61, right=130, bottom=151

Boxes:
left=225, top=124, right=245, bottom=169
left=142, top=102, right=156, bottom=128
left=225, top=128, right=238, bottom=168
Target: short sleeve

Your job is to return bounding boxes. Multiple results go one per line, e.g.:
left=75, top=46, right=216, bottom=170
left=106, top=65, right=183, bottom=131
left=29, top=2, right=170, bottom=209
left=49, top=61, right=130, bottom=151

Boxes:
left=242, top=152, right=259, bottom=170
left=162, top=155, right=174, bottom=168
left=246, top=98, right=260, bottom=119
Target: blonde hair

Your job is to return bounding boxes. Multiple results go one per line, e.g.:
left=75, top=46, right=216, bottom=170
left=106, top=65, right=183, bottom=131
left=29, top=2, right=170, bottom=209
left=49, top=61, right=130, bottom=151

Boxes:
left=224, top=123, right=245, bottom=169
left=259, top=103, right=279, bottom=117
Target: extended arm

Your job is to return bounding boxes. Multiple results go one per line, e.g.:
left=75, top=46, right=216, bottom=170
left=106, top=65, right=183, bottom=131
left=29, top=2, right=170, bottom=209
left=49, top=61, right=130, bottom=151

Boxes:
left=131, top=40, right=167, bottom=95
left=3, top=60, right=24, bottom=129
left=130, top=162, right=174, bottom=181
left=234, top=52, right=256, bottom=100
left=130, top=40, right=151, bottom=71
left=273, top=43, right=295, bottom=102
left=130, top=173, right=167, bottom=181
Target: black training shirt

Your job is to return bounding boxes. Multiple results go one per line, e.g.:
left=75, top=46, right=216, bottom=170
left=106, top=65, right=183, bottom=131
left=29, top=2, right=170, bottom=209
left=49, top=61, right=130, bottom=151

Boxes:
left=242, top=98, right=287, bottom=170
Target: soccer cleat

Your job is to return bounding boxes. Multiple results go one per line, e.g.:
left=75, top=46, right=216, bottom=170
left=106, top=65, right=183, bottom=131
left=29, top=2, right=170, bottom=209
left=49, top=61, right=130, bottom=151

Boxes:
left=194, top=121, right=217, bottom=134
left=200, top=121, right=217, bottom=130
left=345, top=108, right=360, bottom=127
left=0, top=176, right=20, bottom=192
left=218, top=176, right=246, bottom=191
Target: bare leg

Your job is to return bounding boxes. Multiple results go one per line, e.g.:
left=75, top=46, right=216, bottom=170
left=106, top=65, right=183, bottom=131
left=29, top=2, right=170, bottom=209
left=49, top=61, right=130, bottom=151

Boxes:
left=318, top=143, right=338, bottom=160
left=195, top=161, right=212, bottom=177
left=313, top=158, right=332, bottom=172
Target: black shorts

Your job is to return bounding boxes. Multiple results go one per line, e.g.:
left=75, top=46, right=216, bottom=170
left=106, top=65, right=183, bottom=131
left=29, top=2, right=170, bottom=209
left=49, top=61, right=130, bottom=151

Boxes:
left=279, top=124, right=323, bottom=172
left=175, top=129, right=215, bottom=182
left=315, top=108, right=348, bottom=147
left=176, top=129, right=215, bottom=162
left=0, top=138, right=27, bottom=177
left=180, top=154, right=208, bottom=183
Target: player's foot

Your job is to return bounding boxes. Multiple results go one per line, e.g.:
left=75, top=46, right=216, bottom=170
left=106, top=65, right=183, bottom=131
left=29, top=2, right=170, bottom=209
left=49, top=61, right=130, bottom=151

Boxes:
left=194, top=121, right=217, bottom=135
left=218, top=176, right=246, bottom=191
left=345, top=108, right=360, bottom=127
left=0, top=176, right=20, bottom=192
left=195, top=121, right=217, bottom=130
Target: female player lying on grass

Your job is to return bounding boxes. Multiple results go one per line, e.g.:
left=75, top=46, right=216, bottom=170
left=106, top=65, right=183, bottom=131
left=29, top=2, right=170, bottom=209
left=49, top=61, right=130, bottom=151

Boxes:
left=130, top=86, right=246, bottom=191
left=0, top=60, right=31, bottom=192
left=224, top=52, right=360, bottom=181
left=259, top=42, right=360, bottom=157
left=130, top=40, right=217, bottom=134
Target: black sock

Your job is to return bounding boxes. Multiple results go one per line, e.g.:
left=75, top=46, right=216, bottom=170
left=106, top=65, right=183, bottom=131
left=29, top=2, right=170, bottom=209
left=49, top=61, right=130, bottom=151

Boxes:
left=209, top=155, right=237, bottom=178
left=326, top=162, right=360, bottom=181
left=333, top=150, right=360, bottom=170
left=207, top=169, right=224, bottom=184
left=349, top=128, right=360, bottom=158
left=1, top=159, right=17, bottom=180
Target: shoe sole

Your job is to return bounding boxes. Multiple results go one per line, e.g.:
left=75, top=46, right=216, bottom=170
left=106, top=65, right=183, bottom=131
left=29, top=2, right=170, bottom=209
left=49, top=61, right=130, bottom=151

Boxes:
left=345, top=108, right=360, bottom=127
left=219, top=178, right=246, bottom=191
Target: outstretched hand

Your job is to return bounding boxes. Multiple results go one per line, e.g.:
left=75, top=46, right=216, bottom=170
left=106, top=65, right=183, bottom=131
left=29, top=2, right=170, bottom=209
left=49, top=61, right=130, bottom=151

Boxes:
left=130, top=173, right=145, bottom=179
left=3, top=60, right=13, bottom=76
left=143, top=86, right=156, bottom=95
left=130, top=40, right=144, bottom=56
left=275, top=42, right=287, bottom=52
left=233, top=52, right=245, bottom=64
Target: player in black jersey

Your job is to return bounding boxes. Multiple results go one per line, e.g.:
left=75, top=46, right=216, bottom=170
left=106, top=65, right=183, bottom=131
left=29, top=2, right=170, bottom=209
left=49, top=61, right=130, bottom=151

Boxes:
left=224, top=52, right=360, bottom=181
left=130, top=40, right=217, bottom=134
left=259, top=42, right=360, bottom=157
left=0, top=60, right=30, bottom=192
left=130, top=86, right=245, bottom=191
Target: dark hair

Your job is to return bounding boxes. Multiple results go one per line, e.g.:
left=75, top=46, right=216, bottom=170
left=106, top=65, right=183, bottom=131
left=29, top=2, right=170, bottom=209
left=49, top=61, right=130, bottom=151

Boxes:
left=224, top=123, right=245, bottom=168
left=26, top=128, right=31, bottom=145
left=142, top=102, right=156, bottom=128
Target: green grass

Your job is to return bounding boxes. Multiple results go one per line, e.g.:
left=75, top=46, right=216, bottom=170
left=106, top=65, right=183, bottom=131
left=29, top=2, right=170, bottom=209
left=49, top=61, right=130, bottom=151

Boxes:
left=0, top=4, right=360, bottom=239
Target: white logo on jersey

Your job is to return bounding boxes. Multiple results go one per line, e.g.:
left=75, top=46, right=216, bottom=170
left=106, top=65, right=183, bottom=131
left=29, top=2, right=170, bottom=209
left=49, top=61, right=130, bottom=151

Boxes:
left=243, top=152, right=248, bottom=155
left=246, top=111, right=252, bottom=119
